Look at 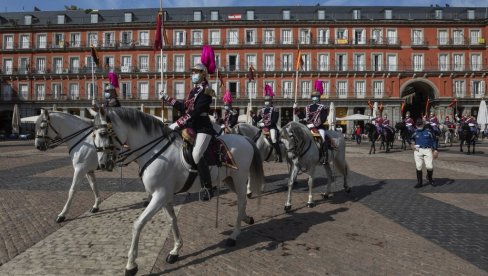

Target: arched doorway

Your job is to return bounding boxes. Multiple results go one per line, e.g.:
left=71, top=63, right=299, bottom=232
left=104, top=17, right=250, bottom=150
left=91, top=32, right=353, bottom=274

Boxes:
left=400, top=79, right=438, bottom=121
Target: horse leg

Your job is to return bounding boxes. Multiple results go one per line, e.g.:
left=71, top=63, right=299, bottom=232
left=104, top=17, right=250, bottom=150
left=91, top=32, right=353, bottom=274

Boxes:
left=321, top=163, right=334, bottom=200
left=163, top=202, right=182, bottom=264
left=126, top=191, right=165, bottom=275
left=306, top=167, right=316, bottom=208
left=56, top=168, right=84, bottom=223
left=86, top=171, right=100, bottom=213
left=460, top=140, right=464, bottom=152
left=227, top=174, right=252, bottom=247
left=284, top=164, right=299, bottom=212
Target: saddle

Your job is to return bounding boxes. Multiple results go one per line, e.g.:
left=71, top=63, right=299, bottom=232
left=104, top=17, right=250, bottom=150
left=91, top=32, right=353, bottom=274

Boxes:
left=309, top=128, right=336, bottom=164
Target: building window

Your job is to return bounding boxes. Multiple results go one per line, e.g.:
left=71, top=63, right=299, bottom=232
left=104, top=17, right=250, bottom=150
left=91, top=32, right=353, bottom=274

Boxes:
left=246, top=54, right=256, bottom=69
left=88, top=32, right=98, bottom=47
left=20, top=34, right=30, bottom=49
left=192, top=30, right=203, bottom=45
left=3, top=59, right=13, bottom=75
left=35, top=84, right=46, bottom=100
left=264, top=29, right=274, bottom=44
left=4, top=34, right=14, bottom=49
left=264, top=54, right=275, bottom=71
left=209, top=30, right=220, bottom=45
left=155, top=81, right=166, bottom=99
left=120, top=82, right=132, bottom=99
left=246, top=10, right=254, bottom=20
left=322, top=81, right=330, bottom=98
left=453, top=54, right=464, bottom=71
left=36, top=34, right=47, bottom=49
left=120, top=31, right=132, bottom=47
left=138, top=55, right=149, bottom=72
left=452, top=30, right=464, bottom=45
left=36, top=58, right=46, bottom=74
left=24, top=15, right=32, bottom=25
left=318, top=54, right=329, bottom=71
left=228, top=54, right=238, bottom=71
left=1, top=84, right=12, bottom=101
left=372, top=54, right=382, bottom=71
left=435, top=10, right=443, bottom=20
left=69, top=57, right=80, bottom=73
left=467, top=10, right=475, bottom=20
left=470, top=30, right=481, bottom=45
left=318, top=29, right=329, bottom=44
left=247, top=81, right=257, bottom=98
left=282, top=54, right=293, bottom=71
left=264, top=81, right=275, bottom=97
left=471, top=54, right=482, bottom=71
left=471, top=80, right=485, bottom=98
left=19, top=58, right=29, bottom=74
left=371, top=29, right=382, bottom=44
left=91, top=13, right=98, bottom=23
left=138, top=31, right=149, bottom=46
left=337, top=80, right=348, bottom=98
left=57, top=15, right=65, bottom=24
left=51, top=83, right=62, bottom=100
left=454, top=80, right=465, bottom=98
left=281, top=29, right=292, bottom=44
left=191, top=55, right=201, bottom=68
left=282, top=81, right=293, bottom=98
left=70, top=33, right=81, bottom=47
left=138, top=82, right=149, bottom=100
left=412, top=29, right=424, bottom=45
left=336, top=54, right=347, bottom=71
left=53, top=33, right=65, bottom=48
left=353, top=29, right=366, bottom=45
left=353, top=54, right=365, bottom=71
left=438, top=30, right=448, bottom=45
left=336, top=28, right=348, bottom=43
left=156, top=55, right=167, bottom=72
left=387, top=54, right=397, bottom=71
left=211, top=11, right=219, bottom=21
left=53, top=57, right=63, bottom=74
left=353, top=9, right=361, bottom=20
left=174, top=82, right=185, bottom=99
left=302, top=54, right=311, bottom=71
left=103, top=32, right=115, bottom=47
left=19, top=84, right=29, bottom=100
left=245, top=29, right=256, bottom=45
left=385, top=10, right=392, bottom=20
left=68, top=83, right=79, bottom=99
left=373, top=81, right=384, bottom=98
left=439, top=54, right=449, bottom=71
left=125, top=12, right=133, bottom=22
left=413, top=54, right=423, bottom=71
left=86, top=83, right=97, bottom=100
left=283, top=10, right=290, bottom=20
left=386, top=29, right=397, bottom=45
left=228, top=30, right=239, bottom=45
left=174, top=31, right=186, bottom=46
left=301, top=81, right=311, bottom=98
left=120, top=56, right=132, bottom=72
left=300, top=29, right=310, bottom=44
left=318, top=10, right=325, bottom=20
left=355, top=80, right=366, bottom=98
left=193, top=11, right=202, bottom=21
left=174, top=55, right=185, bottom=72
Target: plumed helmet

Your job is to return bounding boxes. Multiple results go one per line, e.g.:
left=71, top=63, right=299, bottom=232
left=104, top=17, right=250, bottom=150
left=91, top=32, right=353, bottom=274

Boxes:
left=104, top=84, right=116, bottom=92
left=312, top=80, right=324, bottom=98
left=191, top=63, right=208, bottom=78
left=264, top=84, right=274, bottom=101
left=223, top=90, right=232, bottom=105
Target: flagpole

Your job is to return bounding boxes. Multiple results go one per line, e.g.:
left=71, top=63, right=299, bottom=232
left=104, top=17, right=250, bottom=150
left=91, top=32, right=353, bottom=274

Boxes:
left=160, top=0, right=165, bottom=122
left=215, top=69, right=218, bottom=111
left=91, top=48, right=95, bottom=103
left=294, top=42, right=300, bottom=122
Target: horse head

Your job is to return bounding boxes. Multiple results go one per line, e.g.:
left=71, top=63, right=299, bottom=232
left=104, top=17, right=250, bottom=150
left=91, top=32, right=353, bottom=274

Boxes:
left=90, top=107, right=116, bottom=172
left=280, top=122, right=309, bottom=160
left=35, top=109, right=62, bottom=151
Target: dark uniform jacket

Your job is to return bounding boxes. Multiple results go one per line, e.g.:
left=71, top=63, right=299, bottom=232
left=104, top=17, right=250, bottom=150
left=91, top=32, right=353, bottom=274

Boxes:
left=165, top=81, right=215, bottom=135
left=253, top=106, right=279, bottom=129
left=223, top=109, right=239, bottom=128
left=295, top=103, right=328, bottom=129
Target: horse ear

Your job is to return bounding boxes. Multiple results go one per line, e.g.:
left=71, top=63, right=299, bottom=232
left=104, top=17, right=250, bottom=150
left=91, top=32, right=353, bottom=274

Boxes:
left=87, top=108, right=98, bottom=117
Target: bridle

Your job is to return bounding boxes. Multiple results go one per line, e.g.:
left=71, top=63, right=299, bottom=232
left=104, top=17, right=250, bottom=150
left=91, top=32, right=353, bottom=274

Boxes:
left=285, top=129, right=311, bottom=159
left=36, top=112, right=92, bottom=151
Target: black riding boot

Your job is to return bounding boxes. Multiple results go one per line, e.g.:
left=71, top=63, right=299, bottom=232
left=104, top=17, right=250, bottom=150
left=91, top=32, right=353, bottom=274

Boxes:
left=427, top=170, right=435, bottom=186
left=415, top=170, right=423, bottom=188
left=197, top=158, right=213, bottom=201
left=320, top=142, right=329, bottom=164
left=272, top=143, right=282, bottom=163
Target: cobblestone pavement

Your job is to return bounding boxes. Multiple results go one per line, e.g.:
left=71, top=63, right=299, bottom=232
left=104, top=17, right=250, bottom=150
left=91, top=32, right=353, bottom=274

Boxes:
left=0, top=139, right=487, bottom=275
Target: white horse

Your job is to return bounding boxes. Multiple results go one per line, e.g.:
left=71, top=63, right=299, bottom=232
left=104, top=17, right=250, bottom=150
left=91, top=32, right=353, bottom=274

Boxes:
left=439, top=123, right=453, bottom=147
left=34, top=109, right=103, bottom=223
left=280, top=121, right=350, bottom=211
left=90, top=107, right=264, bottom=275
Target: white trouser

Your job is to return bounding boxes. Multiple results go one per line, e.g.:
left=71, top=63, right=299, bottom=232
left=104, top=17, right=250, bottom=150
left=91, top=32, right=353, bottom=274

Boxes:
left=414, top=148, right=433, bottom=171
left=270, top=128, right=278, bottom=143
left=318, top=129, right=326, bottom=142
left=193, top=133, right=212, bottom=164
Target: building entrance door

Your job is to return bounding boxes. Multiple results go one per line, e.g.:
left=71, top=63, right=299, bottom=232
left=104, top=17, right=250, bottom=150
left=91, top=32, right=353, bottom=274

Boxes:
left=401, top=80, right=437, bottom=121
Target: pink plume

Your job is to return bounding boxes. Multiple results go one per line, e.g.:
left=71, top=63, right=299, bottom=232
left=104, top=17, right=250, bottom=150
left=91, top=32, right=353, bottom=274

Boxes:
left=264, top=84, right=274, bottom=97
left=108, top=71, right=119, bottom=88
left=223, top=90, right=232, bottom=104
left=201, top=45, right=216, bottom=74
left=314, top=80, right=323, bottom=95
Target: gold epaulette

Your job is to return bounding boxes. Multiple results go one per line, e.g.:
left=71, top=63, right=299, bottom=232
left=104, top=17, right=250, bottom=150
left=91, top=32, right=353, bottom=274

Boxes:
left=204, top=88, right=216, bottom=97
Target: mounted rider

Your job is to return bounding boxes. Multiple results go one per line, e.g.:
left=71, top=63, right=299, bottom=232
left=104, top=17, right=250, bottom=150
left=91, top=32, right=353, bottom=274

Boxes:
left=404, top=111, right=415, bottom=132
left=251, top=84, right=282, bottom=162
left=372, top=114, right=383, bottom=137
left=103, top=71, right=121, bottom=108
left=381, top=114, right=395, bottom=137
left=465, top=114, right=480, bottom=135
left=426, top=111, right=440, bottom=136
left=220, top=90, right=239, bottom=134
left=160, top=46, right=217, bottom=200
left=293, top=80, right=332, bottom=164
left=444, top=115, right=455, bottom=129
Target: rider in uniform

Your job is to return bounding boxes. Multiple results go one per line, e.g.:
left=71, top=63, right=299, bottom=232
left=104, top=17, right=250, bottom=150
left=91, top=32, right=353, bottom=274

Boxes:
left=252, top=84, right=282, bottom=162
left=160, top=62, right=216, bottom=199
left=381, top=114, right=394, bottom=137
left=427, top=111, right=440, bottom=135
left=221, top=90, right=239, bottom=134
left=465, top=114, right=479, bottom=135
left=409, top=118, right=438, bottom=188
left=404, top=112, right=415, bottom=132
left=103, top=84, right=121, bottom=107
left=293, top=80, right=331, bottom=164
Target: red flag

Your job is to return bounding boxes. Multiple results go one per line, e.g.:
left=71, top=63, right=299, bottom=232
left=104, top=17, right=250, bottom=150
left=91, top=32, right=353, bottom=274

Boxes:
left=154, top=12, right=163, bottom=52
left=447, top=98, right=457, bottom=108
left=90, top=46, right=100, bottom=66
left=367, top=99, right=373, bottom=111
left=401, top=101, right=405, bottom=114
left=379, top=102, right=384, bottom=115
left=247, top=65, right=255, bottom=81
left=218, top=74, right=225, bottom=88
left=425, top=98, right=430, bottom=115
left=295, top=50, right=304, bottom=71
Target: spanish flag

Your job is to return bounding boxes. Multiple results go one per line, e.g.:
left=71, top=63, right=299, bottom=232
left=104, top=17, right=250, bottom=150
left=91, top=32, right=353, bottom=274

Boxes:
left=447, top=98, right=457, bottom=108
left=425, top=98, right=430, bottom=115
left=401, top=101, right=405, bottom=114
left=154, top=12, right=163, bottom=51
left=367, top=99, right=373, bottom=111
left=295, top=50, right=304, bottom=71
left=247, top=65, right=255, bottom=81
left=90, top=46, right=100, bottom=66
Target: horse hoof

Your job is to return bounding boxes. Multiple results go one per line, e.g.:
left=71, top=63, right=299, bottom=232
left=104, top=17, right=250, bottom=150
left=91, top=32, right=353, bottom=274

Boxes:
left=322, top=194, right=329, bottom=200
left=90, top=207, right=99, bottom=213
left=284, top=205, right=292, bottom=212
left=125, top=266, right=138, bottom=276
left=246, top=193, right=252, bottom=199
left=166, top=254, right=179, bottom=264
left=245, top=216, right=255, bottom=225
left=307, top=202, right=316, bottom=208
left=345, top=187, right=352, bottom=193
left=55, top=216, right=65, bottom=223
left=226, top=238, right=236, bottom=247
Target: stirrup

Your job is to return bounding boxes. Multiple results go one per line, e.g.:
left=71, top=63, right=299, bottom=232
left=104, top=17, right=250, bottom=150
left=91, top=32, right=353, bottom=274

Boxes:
left=199, top=187, right=213, bottom=201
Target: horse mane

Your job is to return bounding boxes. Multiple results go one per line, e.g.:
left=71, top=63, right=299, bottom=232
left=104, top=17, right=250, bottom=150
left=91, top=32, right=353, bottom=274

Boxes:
left=281, top=121, right=313, bottom=142
left=107, top=107, right=171, bottom=137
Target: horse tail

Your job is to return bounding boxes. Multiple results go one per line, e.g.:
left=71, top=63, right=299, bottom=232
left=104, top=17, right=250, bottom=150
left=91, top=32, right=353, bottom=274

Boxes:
left=244, top=136, right=265, bottom=197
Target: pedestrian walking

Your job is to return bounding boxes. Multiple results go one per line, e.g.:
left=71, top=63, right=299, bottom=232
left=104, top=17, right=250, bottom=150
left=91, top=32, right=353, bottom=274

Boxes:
left=408, top=118, right=438, bottom=188
left=355, top=124, right=362, bottom=144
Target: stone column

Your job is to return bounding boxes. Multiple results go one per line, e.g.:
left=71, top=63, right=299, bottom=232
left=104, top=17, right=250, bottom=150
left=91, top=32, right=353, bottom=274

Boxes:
left=167, top=108, right=173, bottom=122
left=149, top=108, right=155, bottom=116
left=346, top=107, right=354, bottom=134
left=80, top=109, right=86, bottom=118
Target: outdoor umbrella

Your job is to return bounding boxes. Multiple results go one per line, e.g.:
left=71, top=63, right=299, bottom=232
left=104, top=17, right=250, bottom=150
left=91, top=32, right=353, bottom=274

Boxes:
left=477, top=100, right=488, bottom=131
left=328, top=102, right=336, bottom=130
left=372, top=102, right=378, bottom=118
left=11, top=104, right=21, bottom=135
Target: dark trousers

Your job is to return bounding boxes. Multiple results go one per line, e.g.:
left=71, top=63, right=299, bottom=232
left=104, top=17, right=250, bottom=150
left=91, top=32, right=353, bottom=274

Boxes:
left=355, top=134, right=361, bottom=144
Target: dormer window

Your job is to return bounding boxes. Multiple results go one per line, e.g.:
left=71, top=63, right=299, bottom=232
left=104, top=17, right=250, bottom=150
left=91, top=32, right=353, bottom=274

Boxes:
left=283, top=10, right=290, bottom=20
left=467, top=9, right=475, bottom=20
left=318, top=10, right=325, bottom=20
left=194, top=11, right=202, bottom=21
left=385, top=9, right=392, bottom=19
left=91, top=13, right=99, bottom=23
left=353, top=9, right=361, bottom=20
left=211, top=11, right=219, bottom=21
left=246, top=10, right=254, bottom=20
left=24, top=15, right=32, bottom=25
left=124, top=12, right=133, bottom=22
left=435, top=9, right=442, bottom=19
left=57, top=14, right=65, bottom=24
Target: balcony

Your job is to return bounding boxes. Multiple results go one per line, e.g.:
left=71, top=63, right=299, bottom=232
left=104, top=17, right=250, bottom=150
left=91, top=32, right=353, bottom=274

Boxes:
left=411, top=39, right=429, bottom=48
